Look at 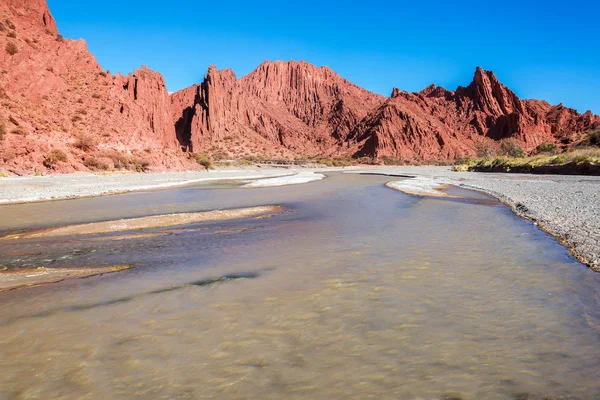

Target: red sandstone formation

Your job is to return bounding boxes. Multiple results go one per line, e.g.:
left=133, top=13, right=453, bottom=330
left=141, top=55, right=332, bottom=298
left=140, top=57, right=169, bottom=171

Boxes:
left=0, top=0, right=194, bottom=174
left=170, top=61, right=385, bottom=159
left=0, top=0, right=598, bottom=175
left=348, top=68, right=600, bottom=161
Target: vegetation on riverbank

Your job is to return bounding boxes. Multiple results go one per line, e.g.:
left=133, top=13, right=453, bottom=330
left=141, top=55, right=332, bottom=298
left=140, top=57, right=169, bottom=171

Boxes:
left=454, top=129, right=600, bottom=175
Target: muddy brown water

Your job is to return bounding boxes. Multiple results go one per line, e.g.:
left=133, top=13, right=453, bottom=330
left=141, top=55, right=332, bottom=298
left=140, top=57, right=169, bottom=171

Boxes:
left=0, top=173, right=599, bottom=399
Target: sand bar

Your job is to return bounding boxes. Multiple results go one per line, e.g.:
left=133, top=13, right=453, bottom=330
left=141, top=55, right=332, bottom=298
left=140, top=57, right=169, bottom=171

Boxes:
left=1, top=206, right=282, bottom=240
left=0, top=265, right=135, bottom=292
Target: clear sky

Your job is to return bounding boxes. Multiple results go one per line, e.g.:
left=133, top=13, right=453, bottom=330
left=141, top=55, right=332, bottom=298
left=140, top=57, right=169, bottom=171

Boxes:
left=48, top=0, right=599, bottom=113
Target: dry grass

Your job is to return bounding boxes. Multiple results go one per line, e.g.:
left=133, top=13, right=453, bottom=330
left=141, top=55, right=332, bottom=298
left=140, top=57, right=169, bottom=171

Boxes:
left=11, top=126, right=28, bottom=136
left=43, top=149, right=68, bottom=168
left=454, top=147, right=600, bottom=173
left=474, top=138, right=498, bottom=158
left=83, top=157, right=110, bottom=171
left=192, top=153, right=213, bottom=170
left=73, top=134, right=97, bottom=151
left=498, top=138, right=525, bottom=158
left=106, top=152, right=151, bottom=172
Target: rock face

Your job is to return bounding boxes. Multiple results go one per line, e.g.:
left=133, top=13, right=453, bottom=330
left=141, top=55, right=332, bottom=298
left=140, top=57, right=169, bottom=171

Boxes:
left=348, top=67, right=600, bottom=161
left=173, top=64, right=599, bottom=162
left=0, top=0, right=193, bottom=174
left=1, top=0, right=598, bottom=175
left=170, top=61, right=385, bottom=159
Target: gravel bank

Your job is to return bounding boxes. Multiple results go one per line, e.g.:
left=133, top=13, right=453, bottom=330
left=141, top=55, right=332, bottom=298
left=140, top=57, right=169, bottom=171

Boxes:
left=0, top=169, right=328, bottom=204
left=350, top=166, right=600, bottom=271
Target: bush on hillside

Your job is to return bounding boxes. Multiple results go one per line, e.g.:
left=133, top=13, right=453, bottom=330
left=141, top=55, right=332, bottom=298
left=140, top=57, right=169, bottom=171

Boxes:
left=474, top=139, right=497, bottom=158
left=589, top=129, right=600, bottom=146
left=499, top=138, right=525, bottom=158
left=193, top=153, right=213, bottom=170
left=83, top=157, right=110, bottom=171
left=535, top=142, right=557, bottom=155
left=73, top=134, right=97, bottom=151
left=5, top=42, right=18, bottom=55
left=43, top=150, right=67, bottom=168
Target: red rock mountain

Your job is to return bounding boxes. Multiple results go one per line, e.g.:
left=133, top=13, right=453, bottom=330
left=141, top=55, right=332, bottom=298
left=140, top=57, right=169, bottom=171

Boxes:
left=172, top=65, right=599, bottom=162
left=170, top=61, right=385, bottom=159
left=347, top=67, right=600, bottom=160
left=0, top=0, right=194, bottom=174
left=0, top=0, right=598, bottom=174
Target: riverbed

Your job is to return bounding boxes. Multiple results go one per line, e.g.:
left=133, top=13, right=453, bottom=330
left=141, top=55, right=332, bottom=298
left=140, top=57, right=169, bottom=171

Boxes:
left=0, top=173, right=598, bottom=399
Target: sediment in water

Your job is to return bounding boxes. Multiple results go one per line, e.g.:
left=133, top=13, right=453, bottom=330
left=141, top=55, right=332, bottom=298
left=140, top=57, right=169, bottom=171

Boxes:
left=0, top=206, right=282, bottom=240
left=0, top=265, right=135, bottom=291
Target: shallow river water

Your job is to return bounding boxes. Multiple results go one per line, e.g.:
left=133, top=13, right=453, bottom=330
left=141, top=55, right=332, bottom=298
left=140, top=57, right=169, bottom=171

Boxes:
left=0, top=173, right=599, bottom=399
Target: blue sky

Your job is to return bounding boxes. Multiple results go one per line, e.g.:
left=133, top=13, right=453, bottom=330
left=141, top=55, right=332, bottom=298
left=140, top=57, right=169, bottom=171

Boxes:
left=48, top=0, right=599, bottom=113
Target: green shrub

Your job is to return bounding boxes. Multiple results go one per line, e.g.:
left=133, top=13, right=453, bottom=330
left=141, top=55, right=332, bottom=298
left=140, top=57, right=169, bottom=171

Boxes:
left=193, top=153, right=213, bottom=170
left=550, top=155, right=568, bottom=165
left=535, top=142, right=557, bottom=154
left=589, top=129, right=600, bottom=146
left=499, top=138, right=525, bottom=158
left=43, top=150, right=67, bottom=168
left=5, top=42, right=18, bottom=55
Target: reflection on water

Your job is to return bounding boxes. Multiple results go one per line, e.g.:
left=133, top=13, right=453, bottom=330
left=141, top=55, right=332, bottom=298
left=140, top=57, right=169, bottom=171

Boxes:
left=0, top=173, right=599, bottom=399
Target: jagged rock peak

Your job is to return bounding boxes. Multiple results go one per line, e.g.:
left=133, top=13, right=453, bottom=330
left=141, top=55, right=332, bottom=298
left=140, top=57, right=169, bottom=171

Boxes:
left=462, top=66, right=523, bottom=116
left=2, top=0, right=58, bottom=35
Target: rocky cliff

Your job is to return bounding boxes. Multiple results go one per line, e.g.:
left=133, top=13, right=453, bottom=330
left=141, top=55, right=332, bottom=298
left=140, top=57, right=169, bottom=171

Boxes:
left=0, top=0, right=193, bottom=174
left=348, top=68, right=600, bottom=161
left=1, top=0, right=598, bottom=175
left=170, top=61, right=385, bottom=159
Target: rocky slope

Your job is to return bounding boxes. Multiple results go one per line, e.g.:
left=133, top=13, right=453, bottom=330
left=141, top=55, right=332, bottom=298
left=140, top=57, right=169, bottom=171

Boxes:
left=0, top=0, right=194, bottom=174
left=170, top=61, right=385, bottom=159
left=0, top=0, right=598, bottom=175
left=348, top=68, right=600, bottom=161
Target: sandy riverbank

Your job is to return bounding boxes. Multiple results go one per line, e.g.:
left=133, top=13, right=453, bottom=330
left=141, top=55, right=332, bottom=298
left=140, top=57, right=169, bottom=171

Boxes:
left=0, top=169, right=329, bottom=204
